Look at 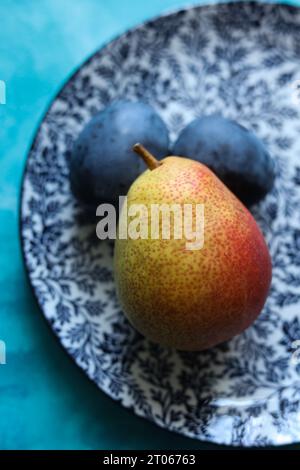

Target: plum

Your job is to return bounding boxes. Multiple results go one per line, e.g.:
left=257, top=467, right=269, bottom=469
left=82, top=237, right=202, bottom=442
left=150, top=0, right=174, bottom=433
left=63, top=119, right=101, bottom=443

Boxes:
left=173, top=115, right=275, bottom=206
left=70, top=100, right=170, bottom=208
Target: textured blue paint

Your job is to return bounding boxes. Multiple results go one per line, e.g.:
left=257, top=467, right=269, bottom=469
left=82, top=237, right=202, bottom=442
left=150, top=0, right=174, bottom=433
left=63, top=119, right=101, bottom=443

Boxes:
left=0, top=0, right=299, bottom=450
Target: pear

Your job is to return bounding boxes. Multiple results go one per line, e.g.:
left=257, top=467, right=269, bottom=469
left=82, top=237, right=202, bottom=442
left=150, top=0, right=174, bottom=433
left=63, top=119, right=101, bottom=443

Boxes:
left=114, top=144, right=272, bottom=351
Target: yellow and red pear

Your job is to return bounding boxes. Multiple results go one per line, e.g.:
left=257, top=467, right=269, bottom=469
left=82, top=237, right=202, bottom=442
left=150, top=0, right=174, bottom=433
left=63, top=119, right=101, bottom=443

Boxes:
left=114, top=144, right=272, bottom=351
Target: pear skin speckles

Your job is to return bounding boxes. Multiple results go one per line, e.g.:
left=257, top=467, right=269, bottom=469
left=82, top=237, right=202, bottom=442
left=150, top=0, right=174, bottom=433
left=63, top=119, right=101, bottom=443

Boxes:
left=114, top=156, right=272, bottom=351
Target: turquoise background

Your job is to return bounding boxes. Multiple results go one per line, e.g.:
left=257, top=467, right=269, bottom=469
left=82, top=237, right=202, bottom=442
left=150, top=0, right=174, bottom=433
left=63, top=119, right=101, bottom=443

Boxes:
left=0, top=0, right=299, bottom=450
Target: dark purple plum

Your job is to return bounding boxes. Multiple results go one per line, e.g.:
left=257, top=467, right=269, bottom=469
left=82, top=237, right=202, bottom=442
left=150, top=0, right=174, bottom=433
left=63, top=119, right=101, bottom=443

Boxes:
left=173, top=115, right=275, bottom=206
left=70, top=100, right=169, bottom=208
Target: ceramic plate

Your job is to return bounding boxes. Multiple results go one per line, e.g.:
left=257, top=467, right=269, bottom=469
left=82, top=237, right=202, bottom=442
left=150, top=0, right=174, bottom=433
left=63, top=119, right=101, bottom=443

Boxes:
left=21, top=2, right=300, bottom=446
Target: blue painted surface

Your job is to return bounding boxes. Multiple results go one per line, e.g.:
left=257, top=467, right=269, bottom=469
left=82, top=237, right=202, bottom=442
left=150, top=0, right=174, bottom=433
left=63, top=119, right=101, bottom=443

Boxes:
left=0, top=0, right=299, bottom=450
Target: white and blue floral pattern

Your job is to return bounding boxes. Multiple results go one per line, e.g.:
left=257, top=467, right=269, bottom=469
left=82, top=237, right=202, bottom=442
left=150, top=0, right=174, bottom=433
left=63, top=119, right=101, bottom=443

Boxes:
left=21, top=2, right=300, bottom=446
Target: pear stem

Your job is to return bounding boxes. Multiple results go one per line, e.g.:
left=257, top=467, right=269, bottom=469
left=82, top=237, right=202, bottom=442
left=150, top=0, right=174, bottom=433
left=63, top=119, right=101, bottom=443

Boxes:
left=133, top=143, right=161, bottom=170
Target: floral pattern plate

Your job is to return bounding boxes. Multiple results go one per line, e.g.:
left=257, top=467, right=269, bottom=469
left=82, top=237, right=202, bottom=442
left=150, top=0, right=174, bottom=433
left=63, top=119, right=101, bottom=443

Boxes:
left=21, top=1, right=300, bottom=446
